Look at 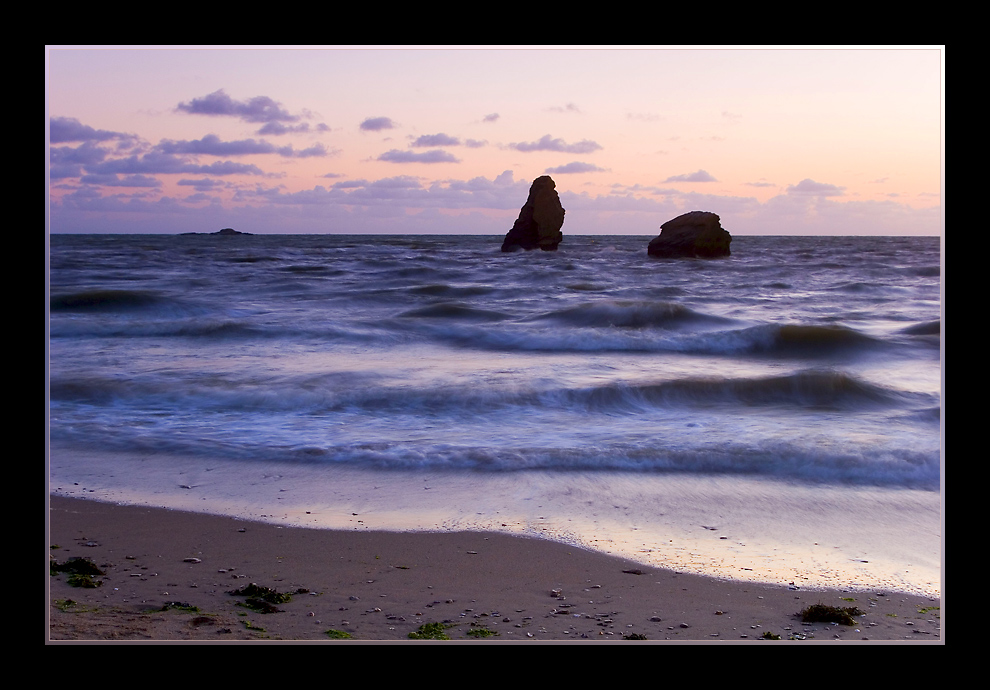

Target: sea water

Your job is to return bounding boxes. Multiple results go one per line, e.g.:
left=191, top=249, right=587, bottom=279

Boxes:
left=48, top=234, right=942, bottom=596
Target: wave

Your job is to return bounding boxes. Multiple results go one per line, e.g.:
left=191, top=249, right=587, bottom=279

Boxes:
left=555, top=370, right=933, bottom=413
left=901, top=320, right=940, bottom=337
left=754, top=323, right=882, bottom=355
left=533, top=300, right=732, bottom=330
left=50, top=289, right=164, bottom=312
left=408, top=284, right=496, bottom=298
left=50, top=367, right=933, bottom=419
left=306, top=443, right=939, bottom=489
left=51, top=428, right=937, bottom=489
left=416, top=320, right=887, bottom=358
left=398, top=302, right=512, bottom=322
left=321, top=369, right=933, bottom=416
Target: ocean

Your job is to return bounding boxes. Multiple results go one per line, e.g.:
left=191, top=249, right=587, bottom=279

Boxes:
left=48, top=233, right=942, bottom=596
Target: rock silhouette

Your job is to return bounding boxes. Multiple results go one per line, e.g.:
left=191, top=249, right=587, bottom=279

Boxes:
left=501, top=176, right=565, bottom=252
left=179, top=227, right=252, bottom=236
left=648, top=211, right=731, bottom=258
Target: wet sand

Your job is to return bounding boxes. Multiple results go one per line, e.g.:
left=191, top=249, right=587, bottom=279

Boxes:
left=48, top=495, right=941, bottom=643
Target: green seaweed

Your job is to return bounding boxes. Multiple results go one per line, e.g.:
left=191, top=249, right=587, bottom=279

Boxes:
left=325, top=629, right=353, bottom=639
left=161, top=601, right=200, bottom=613
left=623, top=633, right=648, bottom=640
left=50, top=556, right=105, bottom=577
left=54, top=599, right=78, bottom=612
left=761, top=631, right=782, bottom=640
left=238, top=598, right=283, bottom=614
left=467, top=625, right=499, bottom=638
left=408, top=622, right=453, bottom=640
left=800, top=602, right=865, bottom=626
left=228, top=582, right=294, bottom=605
left=66, top=573, right=103, bottom=588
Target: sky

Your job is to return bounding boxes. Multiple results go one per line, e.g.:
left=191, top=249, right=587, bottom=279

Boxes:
left=46, top=46, right=944, bottom=236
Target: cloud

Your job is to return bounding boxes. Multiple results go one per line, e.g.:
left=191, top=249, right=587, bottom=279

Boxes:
left=378, top=149, right=460, bottom=163
left=80, top=173, right=163, bottom=188
left=507, top=134, right=603, bottom=154
left=155, top=134, right=330, bottom=158
left=548, top=103, right=582, bottom=114
left=50, top=140, right=122, bottom=179
left=157, top=135, right=274, bottom=157
left=544, top=161, right=607, bottom=174
left=257, top=121, right=330, bottom=136
left=483, top=113, right=500, bottom=123
left=664, top=170, right=718, bottom=182
left=178, top=178, right=228, bottom=192
left=360, top=116, right=398, bottom=132
left=86, top=152, right=267, bottom=177
left=494, top=170, right=514, bottom=186
left=176, top=89, right=299, bottom=124
left=410, top=133, right=460, bottom=147
left=50, top=141, right=108, bottom=166
left=293, top=143, right=334, bottom=158
left=318, top=171, right=529, bottom=211
left=50, top=117, right=135, bottom=144
left=331, top=178, right=369, bottom=189
left=610, top=183, right=682, bottom=196
left=366, top=176, right=424, bottom=189
left=786, top=178, right=845, bottom=196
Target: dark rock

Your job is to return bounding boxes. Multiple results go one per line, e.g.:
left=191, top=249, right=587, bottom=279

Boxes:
left=179, top=227, right=252, bottom=236
left=501, top=176, right=565, bottom=252
left=647, top=211, right=731, bottom=258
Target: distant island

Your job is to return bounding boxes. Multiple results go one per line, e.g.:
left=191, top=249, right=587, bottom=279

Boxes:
left=179, top=228, right=252, bottom=236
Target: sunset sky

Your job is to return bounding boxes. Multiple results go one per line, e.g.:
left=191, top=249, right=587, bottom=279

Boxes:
left=46, top=46, right=944, bottom=236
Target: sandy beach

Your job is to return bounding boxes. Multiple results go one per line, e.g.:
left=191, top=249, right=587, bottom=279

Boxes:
left=48, top=495, right=941, bottom=643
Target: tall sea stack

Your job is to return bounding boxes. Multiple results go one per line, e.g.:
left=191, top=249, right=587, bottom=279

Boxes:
left=647, top=211, right=731, bottom=258
left=501, top=176, right=565, bottom=252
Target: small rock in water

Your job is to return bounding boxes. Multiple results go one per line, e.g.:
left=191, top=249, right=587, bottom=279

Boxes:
left=647, top=211, right=731, bottom=258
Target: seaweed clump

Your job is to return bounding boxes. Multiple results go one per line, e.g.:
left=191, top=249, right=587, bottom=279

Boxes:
left=161, top=601, right=200, bottom=613
left=227, top=582, right=294, bottom=604
left=227, top=582, right=304, bottom=614
left=51, top=557, right=105, bottom=588
left=467, top=624, right=499, bottom=638
left=800, top=602, right=865, bottom=626
left=408, top=622, right=453, bottom=640
left=51, top=556, right=104, bottom=576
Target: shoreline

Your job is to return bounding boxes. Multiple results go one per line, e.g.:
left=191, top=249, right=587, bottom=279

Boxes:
left=48, top=495, right=941, bottom=642
left=49, top=448, right=942, bottom=598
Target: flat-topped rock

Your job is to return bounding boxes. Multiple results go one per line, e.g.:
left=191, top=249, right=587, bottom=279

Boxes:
left=180, top=227, right=253, bottom=236
left=501, top=176, right=565, bottom=252
left=647, top=211, right=731, bottom=258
